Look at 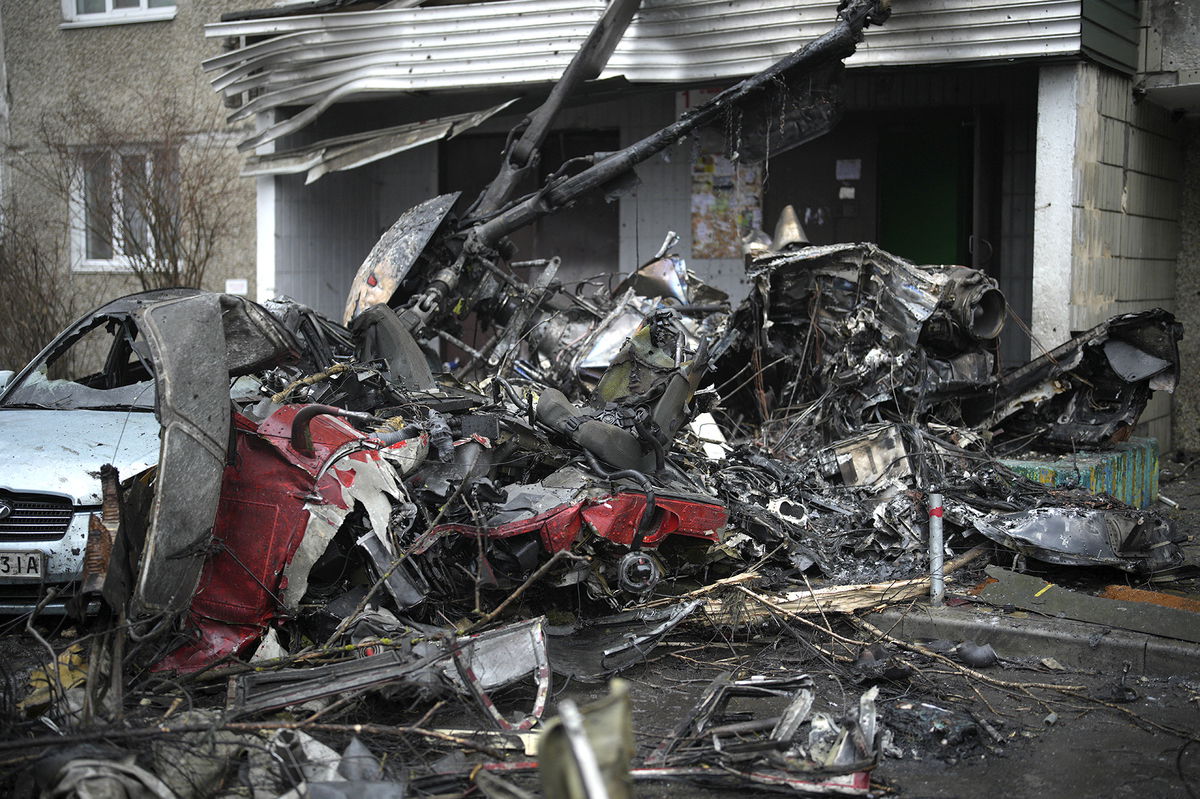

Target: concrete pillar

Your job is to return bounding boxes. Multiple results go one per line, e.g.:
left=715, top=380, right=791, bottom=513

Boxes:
left=255, top=111, right=277, bottom=303
left=1031, top=63, right=1079, bottom=349
left=255, top=175, right=276, bottom=303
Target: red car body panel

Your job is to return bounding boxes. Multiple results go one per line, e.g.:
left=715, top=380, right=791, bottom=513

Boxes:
left=156, top=407, right=375, bottom=672
left=419, top=492, right=727, bottom=554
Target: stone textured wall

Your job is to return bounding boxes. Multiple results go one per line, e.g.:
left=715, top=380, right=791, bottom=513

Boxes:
left=1172, top=122, right=1200, bottom=451
left=1038, top=62, right=1184, bottom=448
left=1068, top=65, right=1182, bottom=334
left=1083, top=65, right=1181, bottom=447
left=0, top=0, right=256, bottom=350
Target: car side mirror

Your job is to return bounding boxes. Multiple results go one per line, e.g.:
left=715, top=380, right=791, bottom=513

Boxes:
left=0, top=370, right=12, bottom=394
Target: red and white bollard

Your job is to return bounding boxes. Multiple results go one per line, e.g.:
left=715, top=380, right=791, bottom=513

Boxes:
left=928, top=492, right=944, bottom=607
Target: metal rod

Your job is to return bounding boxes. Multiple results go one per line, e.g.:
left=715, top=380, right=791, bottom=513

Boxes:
left=466, top=0, right=643, bottom=220
left=928, top=492, right=944, bottom=607
left=469, top=0, right=887, bottom=249
left=289, top=404, right=376, bottom=455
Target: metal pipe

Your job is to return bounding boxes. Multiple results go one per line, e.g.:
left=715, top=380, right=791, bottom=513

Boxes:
left=582, top=449, right=657, bottom=551
left=928, top=491, right=945, bottom=606
left=466, top=0, right=643, bottom=221
left=289, top=404, right=376, bottom=455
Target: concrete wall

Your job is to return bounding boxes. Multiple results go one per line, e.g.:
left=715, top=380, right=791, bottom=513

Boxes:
left=1143, top=0, right=1200, bottom=451
left=0, top=0, right=256, bottom=341
left=1034, top=61, right=1183, bottom=446
left=1173, top=122, right=1200, bottom=450
left=271, top=90, right=747, bottom=319
left=1141, top=0, right=1200, bottom=85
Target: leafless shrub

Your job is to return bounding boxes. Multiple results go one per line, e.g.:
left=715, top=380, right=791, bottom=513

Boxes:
left=0, top=202, right=77, bottom=372
left=17, top=87, right=242, bottom=291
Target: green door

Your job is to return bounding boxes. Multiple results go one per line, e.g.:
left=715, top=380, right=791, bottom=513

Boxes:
left=877, top=112, right=973, bottom=265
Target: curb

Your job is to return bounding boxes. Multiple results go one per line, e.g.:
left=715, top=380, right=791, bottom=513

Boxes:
left=867, top=603, right=1200, bottom=678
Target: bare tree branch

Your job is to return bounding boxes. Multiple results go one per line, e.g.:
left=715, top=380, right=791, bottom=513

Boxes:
left=0, top=203, right=77, bottom=372
left=14, top=88, right=241, bottom=292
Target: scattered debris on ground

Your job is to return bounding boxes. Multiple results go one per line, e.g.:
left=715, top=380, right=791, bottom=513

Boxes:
left=1, top=1, right=1198, bottom=797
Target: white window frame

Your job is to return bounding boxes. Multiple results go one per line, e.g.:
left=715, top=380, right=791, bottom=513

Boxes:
left=60, top=0, right=176, bottom=29
left=69, top=148, right=158, bottom=274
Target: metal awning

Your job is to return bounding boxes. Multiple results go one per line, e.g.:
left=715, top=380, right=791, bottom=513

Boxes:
left=241, top=99, right=516, bottom=182
left=208, top=0, right=1086, bottom=160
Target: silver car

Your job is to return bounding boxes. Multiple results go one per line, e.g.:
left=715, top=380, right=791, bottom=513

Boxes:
left=0, top=290, right=196, bottom=612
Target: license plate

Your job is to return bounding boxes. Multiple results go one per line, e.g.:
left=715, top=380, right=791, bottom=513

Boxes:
left=0, top=551, right=43, bottom=578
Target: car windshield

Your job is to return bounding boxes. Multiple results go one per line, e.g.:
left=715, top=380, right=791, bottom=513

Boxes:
left=1, top=315, right=157, bottom=411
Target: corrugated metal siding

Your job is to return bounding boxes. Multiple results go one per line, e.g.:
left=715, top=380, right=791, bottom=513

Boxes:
left=1080, top=0, right=1139, bottom=73
left=275, top=148, right=438, bottom=314
left=207, top=0, right=1086, bottom=148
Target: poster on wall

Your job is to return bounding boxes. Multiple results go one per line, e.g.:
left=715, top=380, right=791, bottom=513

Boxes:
left=690, top=151, right=762, bottom=259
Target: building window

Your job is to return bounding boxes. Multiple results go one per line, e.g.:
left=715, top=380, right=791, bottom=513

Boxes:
left=71, top=149, right=173, bottom=272
left=61, top=0, right=176, bottom=28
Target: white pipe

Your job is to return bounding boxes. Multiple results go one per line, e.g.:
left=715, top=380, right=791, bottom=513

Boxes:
left=928, top=492, right=944, bottom=606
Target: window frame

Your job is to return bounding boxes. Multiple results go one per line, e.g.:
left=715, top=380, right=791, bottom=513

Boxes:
left=60, top=0, right=176, bottom=29
left=69, top=148, right=160, bottom=274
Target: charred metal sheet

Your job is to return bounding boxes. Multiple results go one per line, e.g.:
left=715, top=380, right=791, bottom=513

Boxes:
left=264, top=296, right=355, bottom=375
left=737, top=59, right=844, bottom=164
left=648, top=671, right=879, bottom=781
left=129, top=294, right=235, bottom=618
left=712, top=243, right=1006, bottom=439
left=449, top=618, right=550, bottom=732
left=216, top=293, right=304, bottom=375
left=972, top=507, right=1184, bottom=574
left=230, top=644, right=452, bottom=717
left=648, top=672, right=813, bottom=766
left=817, top=424, right=911, bottom=489
left=342, top=193, right=460, bottom=325
left=230, top=618, right=551, bottom=726
left=964, top=309, right=1181, bottom=451
left=243, top=100, right=518, bottom=183
left=350, top=304, right=435, bottom=391
left=546, top=600, right=701, bottom=681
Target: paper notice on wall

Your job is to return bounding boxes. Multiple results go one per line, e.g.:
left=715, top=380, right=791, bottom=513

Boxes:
left=691, top=153, right=761, bottom=259
left=835, top=158, right=862, bottom=181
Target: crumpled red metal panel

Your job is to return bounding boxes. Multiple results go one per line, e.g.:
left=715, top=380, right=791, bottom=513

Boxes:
left=154, top=621, right=262, bottom=673
left=156, top=407, right=373, bottom=672
left=581, top=494, right=727, bottom=548
left=422, top=492, right=726, bottom=553
left=417, top=502, right=585, bottom=554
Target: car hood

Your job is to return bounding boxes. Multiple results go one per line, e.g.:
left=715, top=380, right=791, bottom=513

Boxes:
left=0, top=409, right=160, bottom=505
